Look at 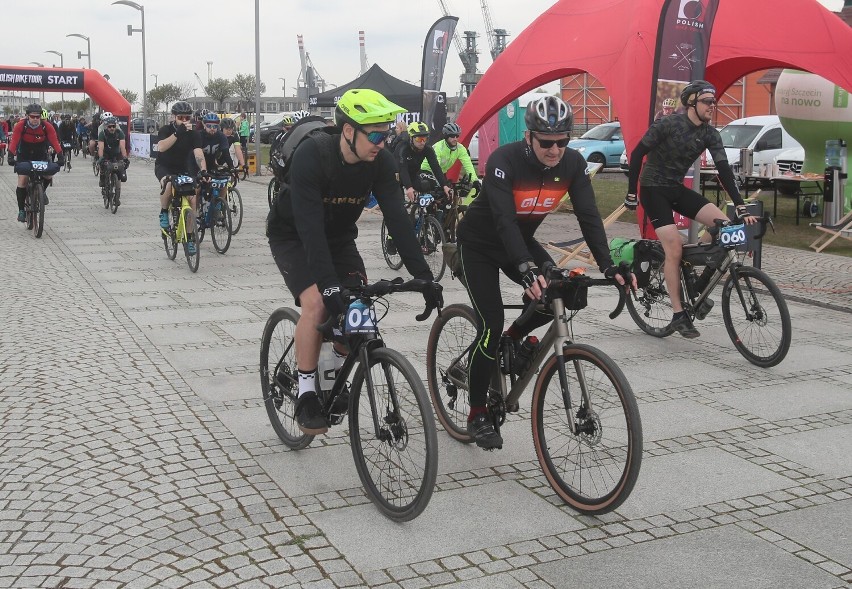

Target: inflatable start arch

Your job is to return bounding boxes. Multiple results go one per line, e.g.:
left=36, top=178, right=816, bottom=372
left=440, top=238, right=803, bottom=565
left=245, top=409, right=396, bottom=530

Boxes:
left=0, top=65, right=131, bottom=124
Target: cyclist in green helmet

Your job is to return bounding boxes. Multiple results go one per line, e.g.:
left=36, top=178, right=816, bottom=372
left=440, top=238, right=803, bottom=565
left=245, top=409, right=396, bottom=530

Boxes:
left=266, top=88, right=443, bottom=435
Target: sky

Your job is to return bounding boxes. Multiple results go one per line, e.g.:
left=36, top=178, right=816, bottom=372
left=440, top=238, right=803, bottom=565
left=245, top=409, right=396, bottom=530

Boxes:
left=2, top=0, right=845, bottom=110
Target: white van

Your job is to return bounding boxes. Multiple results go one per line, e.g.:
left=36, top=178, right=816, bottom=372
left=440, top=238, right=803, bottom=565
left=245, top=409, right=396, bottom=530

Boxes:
left=718, top=115, right=802, bottom=174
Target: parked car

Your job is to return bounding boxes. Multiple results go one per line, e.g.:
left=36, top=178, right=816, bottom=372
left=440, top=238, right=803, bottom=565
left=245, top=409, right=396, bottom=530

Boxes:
left=248, top=116, right=292, bottom=144
left=568, top=122, right=624, bottom=167
left=620, top=148, right=629, bottom=175
left=130, top=117, right=159, bottom=133
left=718, top=115, right=801, bottom=175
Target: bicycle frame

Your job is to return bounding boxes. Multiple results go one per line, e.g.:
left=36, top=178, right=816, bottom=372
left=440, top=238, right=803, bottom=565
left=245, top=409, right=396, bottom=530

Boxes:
left=161, top=193, right=192, bottom=243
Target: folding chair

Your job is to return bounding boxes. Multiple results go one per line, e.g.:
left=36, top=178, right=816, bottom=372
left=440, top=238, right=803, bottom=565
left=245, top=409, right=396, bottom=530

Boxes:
left=809, top=209, right=852, bottom=253
left=546, top=204, right=628, bottom=267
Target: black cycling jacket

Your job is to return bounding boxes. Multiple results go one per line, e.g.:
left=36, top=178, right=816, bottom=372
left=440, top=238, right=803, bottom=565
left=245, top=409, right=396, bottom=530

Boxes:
left=397, top=142, right=449, bottom=191
left=458, top=140, right=614, bottom=272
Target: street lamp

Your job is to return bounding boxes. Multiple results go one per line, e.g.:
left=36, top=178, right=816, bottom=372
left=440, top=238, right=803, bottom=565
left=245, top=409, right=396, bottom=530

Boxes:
left=113, top=0, right=147, bottom=120
left=46, top=50, right=65, bottom=112
left=66, top=33, right=91, bottom=69
left=28, top=63, right=46, bottom=105
left=151, top=73, right=158, bottom=87
left=254, top=0, right=261, bottom=176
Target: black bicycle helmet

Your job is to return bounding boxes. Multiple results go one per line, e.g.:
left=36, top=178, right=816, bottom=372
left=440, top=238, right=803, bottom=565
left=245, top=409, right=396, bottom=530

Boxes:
left=525, top=96, right=573, bottom=134
left=25, top=103, right=42, bottom=115
left=171, top=101, right=193, bottom=115
left=220, top=117, right=236, bottom=130
left=680, top=80, right=716, bottom=106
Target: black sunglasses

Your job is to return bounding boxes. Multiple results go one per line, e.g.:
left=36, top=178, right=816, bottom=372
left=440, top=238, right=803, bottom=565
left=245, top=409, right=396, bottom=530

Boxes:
left=534, top=134, right=570, bottom=149
left=698, top=98, right=717, bottom=106
left=446, top=134, right=459, bottom=139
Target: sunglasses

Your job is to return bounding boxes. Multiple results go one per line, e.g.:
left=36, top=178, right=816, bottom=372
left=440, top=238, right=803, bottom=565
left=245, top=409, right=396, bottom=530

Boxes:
left=446, top=134, right=459, bottom=139
left=359, top=128, right=391, bottom=145
left=205, top=124, right=220, bottom=129
left=698, top=98, right=717, bottom=106
left=106, top=125, right=117, bottom=129
left=175, top=115, right=192, bottom=121
left=28, top=114, right=41, bottom=119
left=534, top=135, right=570, bottom=149
left=412, top=136, right=428, bottom=143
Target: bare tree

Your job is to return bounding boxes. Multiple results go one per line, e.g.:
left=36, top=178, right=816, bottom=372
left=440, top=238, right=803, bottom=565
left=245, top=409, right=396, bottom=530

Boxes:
left=176, top=81, right=195, bottom=101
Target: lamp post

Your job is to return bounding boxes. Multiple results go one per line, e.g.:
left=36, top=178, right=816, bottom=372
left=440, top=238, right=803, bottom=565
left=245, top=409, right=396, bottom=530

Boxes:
left=151, top=73, right=158, bottom=87
left=113, top=1, right=147, bottom=120
left=254, top=0, right=261, bottom=176
left=28, top=62, right=46, bottom=105
left=46, top=50, right=65, bottom=112
left=66, top=33, right=91, bottom=69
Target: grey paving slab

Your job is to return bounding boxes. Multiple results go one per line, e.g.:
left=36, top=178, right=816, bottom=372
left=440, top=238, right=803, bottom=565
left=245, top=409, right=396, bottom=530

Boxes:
left=624, top=358, right=750, bottom=388
left=755, top=424, right=852, bottom=479
left=218, top=321, right=267, bottom=341
left=141, top=324, right=219, bottom=345
left=112, top=293, right=179, bottom=309
left=533, top=525, right=840, bottom=589
left=439, top=573, right=527, bottom=589
left=764, top=343, right=852, bottom=375
left=161, top=343, right=257, bottom=371
left=192, top=373, right=259, bottom=403
left=638, top=398, right=751, bottom=441
left=312, top=481, right=582, bottom=571
left=617, top=447, right=792, bottom=519
left=715, top=381, right=852, bottom=421
left=214, top=406, right=280, bottom=444
left=759, top=499, right=852, bottom=569
left=255, top=442, right=364, bottom=497
left=127, top=305, right=257, bottom=326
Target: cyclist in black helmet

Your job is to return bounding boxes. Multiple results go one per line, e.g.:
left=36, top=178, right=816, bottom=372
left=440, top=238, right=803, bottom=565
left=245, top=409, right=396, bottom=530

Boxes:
left=457, top=95, right=634, bottom=450
left=625, top=79, right=757, bottom=339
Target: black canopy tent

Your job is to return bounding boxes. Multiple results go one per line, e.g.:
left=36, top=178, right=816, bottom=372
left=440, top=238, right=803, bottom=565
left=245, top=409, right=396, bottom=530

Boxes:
left=308, top=63, right=422, bottom=112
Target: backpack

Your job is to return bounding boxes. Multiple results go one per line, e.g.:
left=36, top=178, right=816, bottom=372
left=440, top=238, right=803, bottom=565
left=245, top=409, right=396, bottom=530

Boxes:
left=269, top=115, right=330, bottom=183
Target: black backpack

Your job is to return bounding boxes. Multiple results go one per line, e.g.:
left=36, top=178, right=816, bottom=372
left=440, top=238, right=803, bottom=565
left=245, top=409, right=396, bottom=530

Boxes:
left=269, top=115, right=331, bottom=183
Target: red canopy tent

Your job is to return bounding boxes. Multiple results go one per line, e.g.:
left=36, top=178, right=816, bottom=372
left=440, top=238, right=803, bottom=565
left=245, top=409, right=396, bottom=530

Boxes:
left=457, top=0, right=852, bottom=155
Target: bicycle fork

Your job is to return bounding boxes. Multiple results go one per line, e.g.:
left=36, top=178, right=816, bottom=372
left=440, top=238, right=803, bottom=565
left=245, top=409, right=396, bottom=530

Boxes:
left=360, top=344, right=407, bottom=447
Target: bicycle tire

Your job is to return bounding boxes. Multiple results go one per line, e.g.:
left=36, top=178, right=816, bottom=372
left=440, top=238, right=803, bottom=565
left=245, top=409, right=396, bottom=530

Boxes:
left=182, top=208, right=200, bottom=273
left=31, top=183, right=45, bottom=238
left=349, top=347, right=438, bottom=521
left=25, top=187, right=34, bottom=230
left=626, top=247, right=675, bottom=337
left=64, top=157, right=71, bottom=173
left=531, top=343, right=642, bottom=514
left=261, top=307, right=313, bottom=449
left=380, top=219, right=404, bottom=270
left=426, top=303, right=477, bottom=443
left=92, top=157, right=99, bottom=176
left=163, top=205, right=178, bottom=260
left=210, top=199, right=233, bottom=254
left=110, top=174, right=120, bottom=214
left=102, top=178, right=110, bottom=209
left=267, top=178, right=279, bottom=210
left=421, top=216, right=446, bottom=281
left=228, top=187, right=243, bottom=234
left=721, top=266, right=791, bottom=367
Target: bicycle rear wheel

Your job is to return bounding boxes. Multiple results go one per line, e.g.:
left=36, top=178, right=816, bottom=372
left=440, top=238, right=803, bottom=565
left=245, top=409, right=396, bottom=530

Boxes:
left=350, top=347, right=438, bottom=521
left=31, top=183, right=45, bottom=238
left=210, top=199, right=233, bottom=254
left=182, top=208, right=200, bottom=273
left=531, top=344, right=642, bottom=514
left=380, top=219, right=404, bottom=270
left=261, top=307, right=313, bottom=449
left=267, top=178, right=279, bottom=209
left=228, top=187, right=243, bottom=234
left=92, top=157, right=99, bottom=176
left=102, top=177, right=110, bottom=209
left=110, top=174, right=120, bottom=214
left=426, top=303, right=477, bottom=443
left=626, top=247, right=675, bottom=337
left=721, top=266, right=791, bottom=367
left=421, top=216, right=446, bottom=281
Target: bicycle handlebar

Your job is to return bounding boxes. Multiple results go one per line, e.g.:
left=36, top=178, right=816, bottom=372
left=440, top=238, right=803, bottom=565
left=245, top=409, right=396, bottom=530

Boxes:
left=316, top=278, right=441, bottom=336
left=515, top=266, right=630, bottom=326
left=708, top=213, right=773, bottom=242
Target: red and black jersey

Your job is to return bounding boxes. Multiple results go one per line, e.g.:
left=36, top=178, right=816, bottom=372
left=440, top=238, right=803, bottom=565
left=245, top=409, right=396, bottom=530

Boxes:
left=458, top=140, right=614, bottom=272
left=10, top=119, right=63, bottom=158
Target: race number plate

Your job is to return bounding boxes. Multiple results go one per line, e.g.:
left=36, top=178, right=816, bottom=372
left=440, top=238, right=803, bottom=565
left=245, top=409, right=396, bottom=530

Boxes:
left=418, top=194, right=434, bottom=208
left=31, top=161, right=49, bottom=171
left=174, top=175, right=194, bottom=185
left=719, top=223, right=747, bottom=249
left=344, top=300, right=378, bottom=335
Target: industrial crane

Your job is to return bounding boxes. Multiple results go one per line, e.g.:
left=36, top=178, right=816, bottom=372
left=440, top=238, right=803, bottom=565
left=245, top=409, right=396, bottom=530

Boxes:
left=480, top=0, right=509, bottom=61
left=436, top=0, right=481, bottom=99
left=296, top=34, right=327, bottom=104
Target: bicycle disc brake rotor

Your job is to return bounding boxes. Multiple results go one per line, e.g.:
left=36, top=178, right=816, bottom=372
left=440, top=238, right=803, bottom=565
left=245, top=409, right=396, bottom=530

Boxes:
left=575, top=406, right=603, bottom=446
left=381, top=412, right=409, bottom=451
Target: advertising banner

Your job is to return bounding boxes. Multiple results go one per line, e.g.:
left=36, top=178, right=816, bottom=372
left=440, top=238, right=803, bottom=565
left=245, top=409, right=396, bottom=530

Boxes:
left=0, top=68, right=84, bottom=91
left=129, top=133, right=151, bottom=159
left=421, top=16, right=457, bottom=139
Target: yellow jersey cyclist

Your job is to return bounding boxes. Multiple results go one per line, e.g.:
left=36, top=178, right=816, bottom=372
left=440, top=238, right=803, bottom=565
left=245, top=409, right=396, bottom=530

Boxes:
left=266, top=89, right=443, bottom=435
left=421, top=122, right=481, bottom=205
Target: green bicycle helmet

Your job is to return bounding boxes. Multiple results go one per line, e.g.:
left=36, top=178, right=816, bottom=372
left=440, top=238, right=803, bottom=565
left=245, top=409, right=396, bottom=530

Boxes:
left=335, top=88, right=405, bottom=128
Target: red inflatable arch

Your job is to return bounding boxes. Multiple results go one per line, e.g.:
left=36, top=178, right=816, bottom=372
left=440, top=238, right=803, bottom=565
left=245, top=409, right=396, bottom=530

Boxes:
left=457, top=0, right=852, bottom=155
left=0, top=65, right=131, bottom=123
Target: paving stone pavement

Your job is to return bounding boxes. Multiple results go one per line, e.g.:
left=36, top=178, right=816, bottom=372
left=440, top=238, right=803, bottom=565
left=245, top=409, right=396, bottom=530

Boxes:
left=1, top=159, right=850, bottom=589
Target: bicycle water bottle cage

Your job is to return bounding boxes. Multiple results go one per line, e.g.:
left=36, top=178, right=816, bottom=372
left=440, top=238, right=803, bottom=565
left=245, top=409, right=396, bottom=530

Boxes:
left=719, top=223, right=747, bottom=250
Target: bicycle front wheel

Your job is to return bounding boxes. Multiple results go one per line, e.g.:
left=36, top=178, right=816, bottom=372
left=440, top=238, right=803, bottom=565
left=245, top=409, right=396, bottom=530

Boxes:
left=92, top=158, right=99, bottom=176
left=721, top=266, right=791, bottom=367
left=531, top=344, right=642, bottom=514
left=626, top=247, right=675, bottom=337
left=350, top=347, right=438, bottom=521
left=426, top=303, right=477, bottom=443
left=260, top=307, right=313, bottom=449
left=182, top=208, right=200, bottom=273
left=210, top=199, right=233, bottom=254
left=420, top=215, right=446, bottom=281
left=267, top=178, right=279, bottom=209
left=31, top=183, right=45, bottom=238
left=380, top=219, right=404, bottom=270
left=228, top=187, right=243, bottom=234
left=110, top=174, right=120, bottom=214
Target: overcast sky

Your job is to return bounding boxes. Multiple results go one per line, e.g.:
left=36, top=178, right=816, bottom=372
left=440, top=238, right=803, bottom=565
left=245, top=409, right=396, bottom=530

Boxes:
left=3, top=0, right=845, bottom=109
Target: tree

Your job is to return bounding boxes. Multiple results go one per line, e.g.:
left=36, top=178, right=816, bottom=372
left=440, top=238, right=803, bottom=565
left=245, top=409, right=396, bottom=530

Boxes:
left=120, top=88, right=138, bottom=107
left=232, top=74, right=266, bottom=111
left=147, top=88, right=164, bottom=113
left=205, top=78, right=233, bottom=112
left=176, top=81, right=195, bottom=101
left=152, top=83, right=183, bottom=113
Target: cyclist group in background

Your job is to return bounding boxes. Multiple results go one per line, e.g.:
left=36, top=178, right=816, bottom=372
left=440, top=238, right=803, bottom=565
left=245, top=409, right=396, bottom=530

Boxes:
left=5, top=79, right=753, bottom=451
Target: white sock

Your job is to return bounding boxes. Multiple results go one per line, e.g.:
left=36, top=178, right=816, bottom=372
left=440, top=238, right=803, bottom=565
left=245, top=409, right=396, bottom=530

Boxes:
left=298, top=369, right=317, bottom=397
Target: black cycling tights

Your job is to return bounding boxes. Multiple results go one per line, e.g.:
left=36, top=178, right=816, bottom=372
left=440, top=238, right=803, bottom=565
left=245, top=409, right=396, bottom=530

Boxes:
left=458, top=244, right=552, bottom=408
